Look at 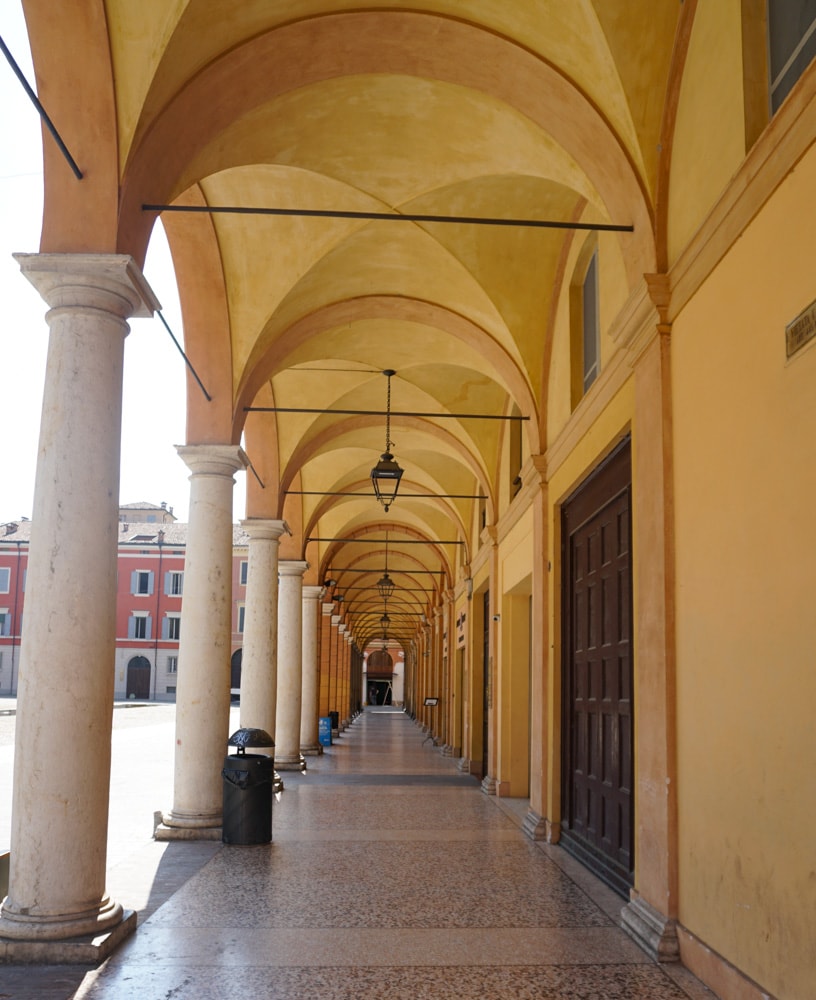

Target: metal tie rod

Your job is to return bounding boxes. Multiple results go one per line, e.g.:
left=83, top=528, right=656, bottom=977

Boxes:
left=143, top=203, right=633, bottom=232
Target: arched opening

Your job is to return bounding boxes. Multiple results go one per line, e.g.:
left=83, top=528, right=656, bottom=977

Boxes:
left=126, top=656, right=151, bottom=701
left=230, top=648, right=242, bottom=702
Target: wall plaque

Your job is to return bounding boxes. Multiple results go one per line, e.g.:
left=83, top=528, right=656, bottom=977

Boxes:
left=786, top=299, right=816, bottom=358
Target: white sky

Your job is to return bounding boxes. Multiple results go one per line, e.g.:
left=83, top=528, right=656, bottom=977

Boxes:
left=0, top=3, right=246, bottom=523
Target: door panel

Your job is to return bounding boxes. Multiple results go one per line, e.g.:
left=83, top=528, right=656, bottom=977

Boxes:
left=561, top=440, right=633, bottom=896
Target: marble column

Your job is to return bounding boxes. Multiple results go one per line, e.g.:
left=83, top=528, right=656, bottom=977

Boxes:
left=275, top=561, right=308, bottom=770
left=330, top=615, right=341, bottom=728
left=238, top=519, right=289, bottom=743
left=159, top=444, right=247, bottom=838
left=0, top=254, right=157, bottom=952
left=337, top=624, right=347, bottom=730
left=300, top=586, right=324, bottom=755
left=342, top=632, right=353, bottom=726
left=318, top=603, right=334, bottom=717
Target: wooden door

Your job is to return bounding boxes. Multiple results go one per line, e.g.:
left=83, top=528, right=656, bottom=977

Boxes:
left=561, top=439, right=633, bottom=896
left=126, top=655, right=151, bottom=700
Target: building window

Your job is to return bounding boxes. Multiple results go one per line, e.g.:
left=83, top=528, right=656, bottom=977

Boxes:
left=128, top=613, right=151, bottom=640
left=768, top=1, right=816, bottom=112
left=570, top=239, right=601, bottom=409
left=0, top=568, right=9, bottom=593
left=165, top=571, right=184, bottom=596
left=239, top=561, right=248, bottom=586
left=163, top=615, right=181, bottom=641
left=0, top=610, right=10, bottom=637
left=131, top=570, right=154, bottom=596
left=509, top=404, right=522, bottom=498
left=582, top=250, right=600, bottom=393
left=166, top=655, right=178, bottom=674
left=166, top=685, right=176, bottom=695
left=237, top=604, right=246, bottom=633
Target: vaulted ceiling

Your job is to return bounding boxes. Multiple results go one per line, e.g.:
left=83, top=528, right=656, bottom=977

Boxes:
left=24, top=0, right=682, bottom=647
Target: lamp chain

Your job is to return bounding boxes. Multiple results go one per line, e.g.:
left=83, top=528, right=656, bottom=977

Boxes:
left=385, top=372, right=392, bottom=451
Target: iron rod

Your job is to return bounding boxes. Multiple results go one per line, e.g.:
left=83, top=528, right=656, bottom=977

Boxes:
left=247, top=406, right=528, bottom=421
left=143, top=203, right=632, bottom=232
left=0, top=34, right=83, bottom=180
left=309, top=537, right=462, bottom=544
left=290, top=490, right=486, bottom=498
left=155, top=310, right=212, bottom=402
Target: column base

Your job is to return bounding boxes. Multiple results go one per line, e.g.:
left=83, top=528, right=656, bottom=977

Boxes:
left=301, top=743, right=324, bottom=756
left=155, top=810, right=222, bottom=841
left=0, top=908, right=136, bottom=964
left=456, top=757, right=472, bottom=773
left=521, top=809, right=549, bottom=841
left=0, top=893, right=127, bottom=943
left=275, top=754, right=306, bottom=772
left=481, top=775, right=497, bottom=795
left=620, top=892, right=679, bottom=963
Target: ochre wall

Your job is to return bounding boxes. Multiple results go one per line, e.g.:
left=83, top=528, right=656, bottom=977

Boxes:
left=668, top=1, right=746, bottom=264
left=672, top=142, right=816, bottom=1000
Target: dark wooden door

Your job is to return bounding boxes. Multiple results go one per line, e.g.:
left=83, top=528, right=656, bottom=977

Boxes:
left=126, top=655, right=151, bottom=700
left=561, top=439, right=633, bottom=896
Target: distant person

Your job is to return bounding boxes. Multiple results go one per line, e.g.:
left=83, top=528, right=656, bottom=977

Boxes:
left=369, top=685, right=378, bottom=705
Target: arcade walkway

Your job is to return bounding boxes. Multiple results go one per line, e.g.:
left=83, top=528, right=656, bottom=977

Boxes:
left=1, top=706, right=714, bottom=999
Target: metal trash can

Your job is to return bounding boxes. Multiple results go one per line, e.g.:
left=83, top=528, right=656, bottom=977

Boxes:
left=222, top=728, right=274, bottom=845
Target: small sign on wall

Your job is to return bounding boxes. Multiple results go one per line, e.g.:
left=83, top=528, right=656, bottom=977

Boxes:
left=786, top=299, right=816, bottom=358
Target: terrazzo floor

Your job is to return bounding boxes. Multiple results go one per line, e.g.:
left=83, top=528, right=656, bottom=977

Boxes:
left=0, top=705, right=716, bottom=999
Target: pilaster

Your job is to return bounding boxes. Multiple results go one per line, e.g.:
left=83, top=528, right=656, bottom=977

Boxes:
left=620, top=278, right=680, bottom=962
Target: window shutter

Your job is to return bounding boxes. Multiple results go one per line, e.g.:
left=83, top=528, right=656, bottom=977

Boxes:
left=164, top=571, right=172, bottom=595
left=162, top=617, right=169, bottom=640
left=147, top=571, right=154, bottom=595
left=128, top=616, right=136, bottom=639
left=145, top=616, right=152, bottom=640
left=131, top=571, right=138, bottom=594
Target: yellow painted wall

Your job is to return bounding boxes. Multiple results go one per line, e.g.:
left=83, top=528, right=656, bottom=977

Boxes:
left=672, top=142, right=816, bottom=1000
left=668, top=1, right=746, bottom=263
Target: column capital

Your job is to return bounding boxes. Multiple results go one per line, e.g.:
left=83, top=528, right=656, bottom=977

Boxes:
left=15, top=252, right=159, bottom=319
left=302, top=585, right=325, bottom=601
left=322, top=603, right=335, bottom=615
left=177, top=444, right=248, bottom=477
left=278, top=559, right=309, bottom=578
left=240, top=518, right=290, bottom=541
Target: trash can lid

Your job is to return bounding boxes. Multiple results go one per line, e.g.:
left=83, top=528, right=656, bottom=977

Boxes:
left=227, top=727, right=275, bottom=751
